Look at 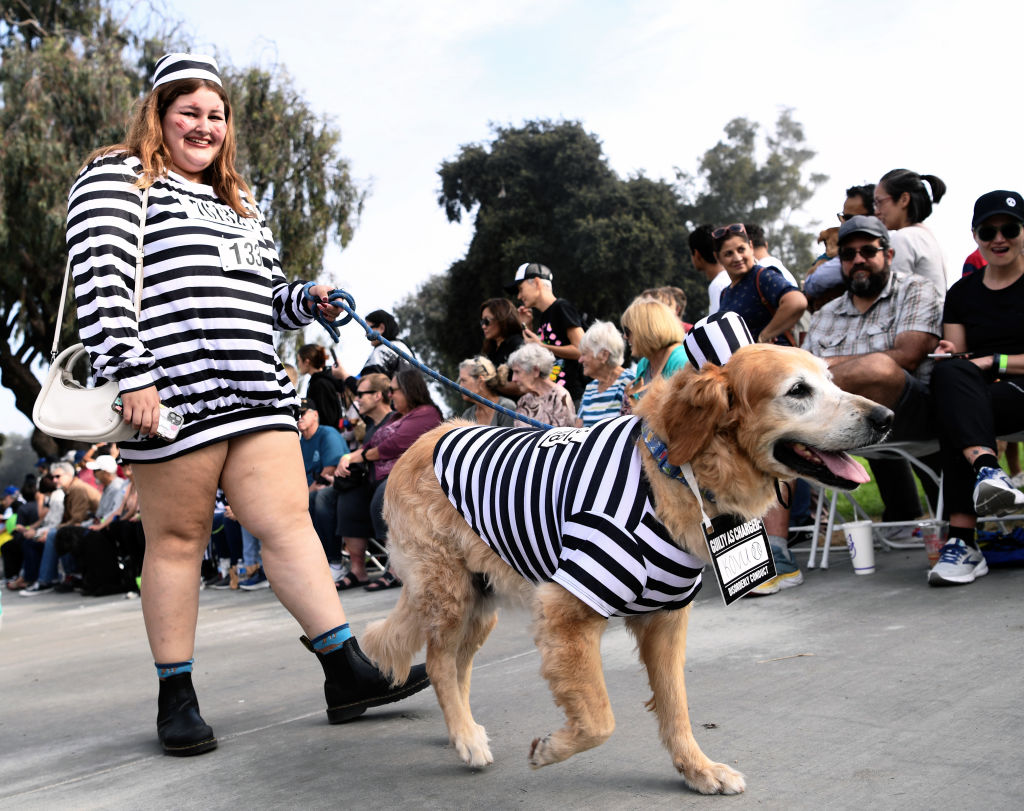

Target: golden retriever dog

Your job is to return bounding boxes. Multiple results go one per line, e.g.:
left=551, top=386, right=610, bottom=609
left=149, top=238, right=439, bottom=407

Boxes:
left=362, top=345, right=891, bottom=795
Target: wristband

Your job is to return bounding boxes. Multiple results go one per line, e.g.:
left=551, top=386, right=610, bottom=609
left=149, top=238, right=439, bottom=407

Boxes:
left=997, top=354, right=1009, bottom=374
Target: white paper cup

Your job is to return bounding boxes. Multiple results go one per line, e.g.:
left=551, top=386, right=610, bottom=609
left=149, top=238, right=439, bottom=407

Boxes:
left=844, top=519, right=875, bottom=575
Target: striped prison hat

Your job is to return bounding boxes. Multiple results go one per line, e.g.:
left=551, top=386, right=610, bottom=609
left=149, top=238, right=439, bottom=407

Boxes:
left=153, top=53, right=222, bottom=89
left=683, top=311, right=753, bottom=369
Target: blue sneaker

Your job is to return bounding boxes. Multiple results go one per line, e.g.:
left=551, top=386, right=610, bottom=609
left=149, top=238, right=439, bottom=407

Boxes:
left=238, top=567, right=269, bottom=591
left=972, top=467, right=1024, bottom=517
left=927, top=540, right=988, bottom=587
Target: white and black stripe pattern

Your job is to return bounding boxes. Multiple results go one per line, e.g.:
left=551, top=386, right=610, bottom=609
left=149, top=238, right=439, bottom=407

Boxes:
left=68, top=153, right=313, bottom=462
left=683, top=310, right=754, bottom=369
left=433, top=416, right=704, bottom=617
left=152, top=53, right=222, bottom=88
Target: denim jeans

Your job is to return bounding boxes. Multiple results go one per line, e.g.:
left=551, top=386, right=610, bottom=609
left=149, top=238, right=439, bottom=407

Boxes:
left=309, top=487, right=342, bottom=562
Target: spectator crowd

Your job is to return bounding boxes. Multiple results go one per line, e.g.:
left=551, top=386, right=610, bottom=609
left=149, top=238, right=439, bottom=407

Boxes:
left=5, top=169, right=1024, bottom=601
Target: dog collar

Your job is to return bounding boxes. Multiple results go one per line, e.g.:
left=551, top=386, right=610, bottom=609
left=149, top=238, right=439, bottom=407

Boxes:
left=639, top=422, right=717, bottom=505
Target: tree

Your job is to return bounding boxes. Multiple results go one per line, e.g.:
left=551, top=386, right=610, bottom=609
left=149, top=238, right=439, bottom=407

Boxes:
left=0, top=0, right=363, bottom=456
left=675, top=108, right=827, bottom=275
left=396, top=120, right=700, bottom=379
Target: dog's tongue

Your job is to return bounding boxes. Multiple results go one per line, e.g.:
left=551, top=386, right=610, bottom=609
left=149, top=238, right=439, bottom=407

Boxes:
left=818, top=449, right=870, bottom=484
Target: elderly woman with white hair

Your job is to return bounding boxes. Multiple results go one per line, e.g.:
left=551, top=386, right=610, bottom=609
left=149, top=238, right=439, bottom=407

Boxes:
left=576, top=320, right=634, bottom=427
left=508, top=343, right=577, bottom=428
left=458, top=355, right=517, bottom=427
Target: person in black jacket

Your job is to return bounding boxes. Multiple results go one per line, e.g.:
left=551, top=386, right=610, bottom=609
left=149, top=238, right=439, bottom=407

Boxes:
left=298, top=344, right=342, bottom=430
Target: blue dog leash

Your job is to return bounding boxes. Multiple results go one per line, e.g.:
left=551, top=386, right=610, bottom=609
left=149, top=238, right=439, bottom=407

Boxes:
left=301, top=283, right=553, bottom=431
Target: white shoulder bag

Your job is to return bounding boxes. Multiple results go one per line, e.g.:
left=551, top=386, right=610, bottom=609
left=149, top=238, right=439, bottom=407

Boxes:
left=32, top=186, right=150, bottom=443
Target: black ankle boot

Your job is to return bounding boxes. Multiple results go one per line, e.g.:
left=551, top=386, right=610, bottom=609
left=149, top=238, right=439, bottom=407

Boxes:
left=157, top=672, right=218, bottom=756
left=300, top=635, right=430, bottom=724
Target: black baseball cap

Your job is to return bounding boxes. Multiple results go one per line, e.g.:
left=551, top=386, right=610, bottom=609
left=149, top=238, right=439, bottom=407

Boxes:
left=972, top=190, right=1024, bottom=228
left=298, top=399, right=317, bottom=413
left=504, top=262, right=553, bottom=293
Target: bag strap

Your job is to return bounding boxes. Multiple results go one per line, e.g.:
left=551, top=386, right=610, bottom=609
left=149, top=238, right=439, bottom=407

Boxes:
left=51, top=185, right=151, bottom=362
left=753, top=264, right=797, bottom=347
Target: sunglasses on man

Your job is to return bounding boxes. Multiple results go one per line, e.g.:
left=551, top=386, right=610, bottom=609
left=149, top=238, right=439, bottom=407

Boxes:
left=839, top=244, right=886, bottom=262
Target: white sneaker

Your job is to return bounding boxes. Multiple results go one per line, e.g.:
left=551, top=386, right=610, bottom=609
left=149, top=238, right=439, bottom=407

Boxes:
left=973, top=467, right=1024, bottom=517
left=927, top=541, right=989, bottom=586
left=329, top=563, right=349, bottom=584
left=1011, top=472, right=1024, bottom=488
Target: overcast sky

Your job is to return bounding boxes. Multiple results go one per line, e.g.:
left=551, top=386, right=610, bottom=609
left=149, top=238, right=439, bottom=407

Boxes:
left=4, top=0, right=1023, bottom=435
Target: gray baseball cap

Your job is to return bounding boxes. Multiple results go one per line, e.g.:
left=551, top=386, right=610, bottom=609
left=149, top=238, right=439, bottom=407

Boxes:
left=838, top=215, right=889, bottom=245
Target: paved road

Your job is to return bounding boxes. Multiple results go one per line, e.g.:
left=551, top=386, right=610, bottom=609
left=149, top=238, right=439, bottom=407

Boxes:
left=2, top=545, right=1022, bottom=810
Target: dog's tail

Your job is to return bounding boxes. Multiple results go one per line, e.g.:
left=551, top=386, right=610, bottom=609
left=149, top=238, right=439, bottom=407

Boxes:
left=362, top=588, right=425, bottom=686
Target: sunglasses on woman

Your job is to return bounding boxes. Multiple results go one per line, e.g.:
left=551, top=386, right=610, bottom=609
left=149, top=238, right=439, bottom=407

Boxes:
left=479, top=317, right=493, bottom=327
left=712, top=223, right=747, bottom=240
left=975, top=222, right=1022, bottom=242
left=838, top=244, right=885, bottom=262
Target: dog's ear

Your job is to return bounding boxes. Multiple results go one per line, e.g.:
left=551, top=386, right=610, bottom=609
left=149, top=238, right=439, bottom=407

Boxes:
left=663, top=365, right=732, bottom=466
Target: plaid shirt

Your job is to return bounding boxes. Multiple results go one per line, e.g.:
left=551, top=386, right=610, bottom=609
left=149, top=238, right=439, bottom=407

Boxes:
left=804, top=271, right=942, bottom=382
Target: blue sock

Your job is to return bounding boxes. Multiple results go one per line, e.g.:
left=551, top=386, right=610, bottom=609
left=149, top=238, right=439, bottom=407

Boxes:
left=155, top=659, right=194, bottom=680
left=311, top=623, right=352, bottom=655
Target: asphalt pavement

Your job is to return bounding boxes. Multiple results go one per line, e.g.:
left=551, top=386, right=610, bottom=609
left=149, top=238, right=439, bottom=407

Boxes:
left=2, top=543, right=1022, bottom=810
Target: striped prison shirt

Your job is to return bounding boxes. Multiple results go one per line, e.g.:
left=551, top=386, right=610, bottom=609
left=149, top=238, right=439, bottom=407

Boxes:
left=432, top=416, right=704, bottom=617
left=68, top=154, right=312, bottom=462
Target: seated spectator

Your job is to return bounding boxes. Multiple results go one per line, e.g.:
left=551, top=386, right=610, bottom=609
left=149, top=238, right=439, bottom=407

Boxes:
left=480, top=297, right=525, bottom=398
left=508, top=343, right=577, bottom=429
left=874, top=168, right=948, bottom=295
left=927, top=190, right=1024, bottom=587
left=78, top=460, right=145, bottom=596
left=332, top=309, right=414, bottom=394
left=805, top=184, right=875, bottom=308
left=459, top=356, right=517, bottom=427
left=2, top=482, right=34, bottom=587
left=298, top=399, right=350, bottom=585
left=298, top=344, right=342, bottom=431
left=20, top=461, right=99, bottom=596
left=641, top=286, right=692, bottom=331
left=714, top=223, right=807, bottom=346
left=576, top=320, right=633, bottom=427
left=621, top=296, right=687, bottom=407
left=804, top=215, right=943, bottom=527
left=334, top=370, right=443, bottom=590
left=9, top=474, right=64, bottom=591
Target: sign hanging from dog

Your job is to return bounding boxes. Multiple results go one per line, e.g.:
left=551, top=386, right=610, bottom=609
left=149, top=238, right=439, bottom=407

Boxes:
left=703, top=514, right=777, bottom=605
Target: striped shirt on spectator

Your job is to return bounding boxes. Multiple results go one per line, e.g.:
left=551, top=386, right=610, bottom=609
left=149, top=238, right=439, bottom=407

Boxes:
left=432, top=416, right=705, bottom=617
left=577, top=369, right=634, bottom=427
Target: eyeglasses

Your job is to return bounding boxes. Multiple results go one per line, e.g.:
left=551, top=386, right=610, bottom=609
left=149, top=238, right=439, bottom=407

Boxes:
left=975, top=222, right=1022, bottom=242
left=480, top=317, right=493, bottom=327
left=872, top=194, right=891, bottom=208
left=839, top=244, right=885, bottom=262
left=355, top=390, right=376, bottom=398
left=712, top=223, right=747, bottom=240
left=837, top=213, right=853, bottom=223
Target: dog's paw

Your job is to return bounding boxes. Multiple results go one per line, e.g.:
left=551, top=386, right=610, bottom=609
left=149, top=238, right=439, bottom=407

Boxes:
left=453, top=723, right=493, bottom=769
left=680, top=760, right=746, bottom=795
left=527, top=733, right=558, bottom=769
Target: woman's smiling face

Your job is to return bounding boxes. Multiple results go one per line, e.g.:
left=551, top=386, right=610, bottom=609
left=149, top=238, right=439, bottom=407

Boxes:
left=716, top=235, right=755, bottom=278
left=161, top=87, right=226, bottom=182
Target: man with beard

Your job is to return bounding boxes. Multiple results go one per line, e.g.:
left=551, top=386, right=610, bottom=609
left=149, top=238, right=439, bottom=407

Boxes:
left=804, top=215, right=942, bottom=523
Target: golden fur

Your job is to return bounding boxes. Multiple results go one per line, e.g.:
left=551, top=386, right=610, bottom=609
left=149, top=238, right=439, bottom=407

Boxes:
left=363, top=344, right=890, bottom=795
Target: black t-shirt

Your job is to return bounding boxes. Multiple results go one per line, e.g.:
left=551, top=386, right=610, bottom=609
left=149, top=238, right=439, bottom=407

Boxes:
left=536, top=298, right=584, bottom=402
left=943, top=268, right=1024, bottom=355
left=487, top=332, right=524, bottom=369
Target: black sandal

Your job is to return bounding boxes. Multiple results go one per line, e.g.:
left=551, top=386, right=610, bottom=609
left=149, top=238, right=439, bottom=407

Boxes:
left=336, top=573, right=369, bottom=591
left=363, top=572, right=402, bottom=591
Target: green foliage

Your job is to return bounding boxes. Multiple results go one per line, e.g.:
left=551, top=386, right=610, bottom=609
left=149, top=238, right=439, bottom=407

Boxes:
left=676, top=108, right=827, bottom=275
left=396, top=120, right=700, bottom=378
left=0, top=0, right=362, bottom=455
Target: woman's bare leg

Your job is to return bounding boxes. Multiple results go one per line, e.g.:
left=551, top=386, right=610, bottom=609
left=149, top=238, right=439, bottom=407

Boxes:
left=133, top=443, right=227, bottom=662
left=220, top=430, right=346, bottom=637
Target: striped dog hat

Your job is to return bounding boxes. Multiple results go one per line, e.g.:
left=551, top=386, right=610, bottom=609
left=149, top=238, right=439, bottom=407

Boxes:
left=153, top=53, right=222, bottom=88
left=683, top=311, right=753, bottom=369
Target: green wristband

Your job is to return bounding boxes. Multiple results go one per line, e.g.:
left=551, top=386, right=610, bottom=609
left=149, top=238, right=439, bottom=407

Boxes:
left=998, top=354, right=1009, bottom=374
